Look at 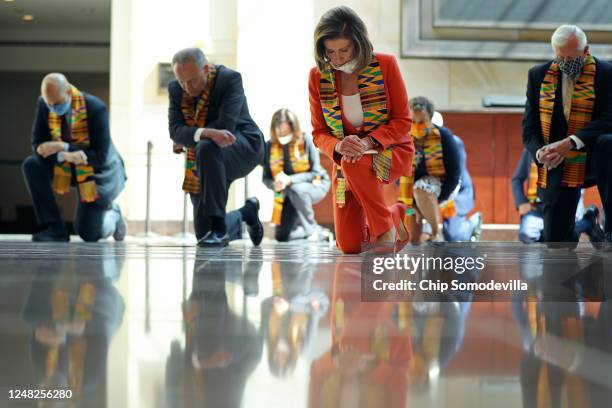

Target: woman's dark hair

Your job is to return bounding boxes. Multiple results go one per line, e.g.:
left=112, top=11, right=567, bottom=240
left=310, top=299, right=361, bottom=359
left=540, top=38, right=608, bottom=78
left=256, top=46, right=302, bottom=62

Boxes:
left=313, top=6, right=373, bottom=73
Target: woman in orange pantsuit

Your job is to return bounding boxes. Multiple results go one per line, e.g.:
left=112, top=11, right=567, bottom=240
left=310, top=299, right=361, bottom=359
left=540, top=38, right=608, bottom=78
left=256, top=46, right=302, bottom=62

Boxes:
left=309, top=6, right=414, bottom=254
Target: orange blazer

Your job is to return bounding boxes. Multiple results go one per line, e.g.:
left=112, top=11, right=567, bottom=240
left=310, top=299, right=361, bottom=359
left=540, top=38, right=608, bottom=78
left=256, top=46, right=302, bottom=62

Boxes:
left=308, top=52, right=412, bottom=166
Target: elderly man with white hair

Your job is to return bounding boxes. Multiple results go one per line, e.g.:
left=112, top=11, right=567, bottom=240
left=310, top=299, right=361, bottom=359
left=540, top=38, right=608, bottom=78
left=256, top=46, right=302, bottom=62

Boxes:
left=522, top=24, right=612, bottom=246
left=22, top=73, right=126, bottom=242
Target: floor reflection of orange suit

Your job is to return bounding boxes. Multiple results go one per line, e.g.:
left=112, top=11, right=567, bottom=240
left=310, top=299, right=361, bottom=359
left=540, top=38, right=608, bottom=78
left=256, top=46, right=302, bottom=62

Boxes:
left=309, top=53, right=413, bottom=254
left=308, top=259, right=411, bottom=408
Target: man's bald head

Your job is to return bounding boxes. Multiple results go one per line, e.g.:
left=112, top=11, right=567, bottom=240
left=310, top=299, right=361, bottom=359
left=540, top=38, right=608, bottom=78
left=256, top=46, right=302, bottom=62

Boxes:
left=41, top=73, right=70, bottom=106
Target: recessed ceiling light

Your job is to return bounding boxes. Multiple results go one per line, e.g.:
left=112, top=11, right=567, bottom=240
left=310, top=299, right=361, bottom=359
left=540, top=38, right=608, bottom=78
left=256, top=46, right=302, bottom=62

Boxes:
left=4, top=0, right=16, bottom=3
left=22, top=14, right=34, bottom=21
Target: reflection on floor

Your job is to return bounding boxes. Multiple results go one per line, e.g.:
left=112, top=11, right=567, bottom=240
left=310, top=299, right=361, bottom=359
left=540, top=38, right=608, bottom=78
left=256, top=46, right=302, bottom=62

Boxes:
left=1, top=238, right=612, bottom=407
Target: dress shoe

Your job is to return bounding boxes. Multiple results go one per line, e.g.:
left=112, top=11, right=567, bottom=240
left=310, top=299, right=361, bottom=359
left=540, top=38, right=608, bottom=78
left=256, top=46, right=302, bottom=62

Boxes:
left=583, top=205, right=605, bottom=249
left=112, top=203, right=127, bottom=242
left=197, top=230, right=229, bottom=247
left=245, top=197, right=264, bottom=246
left=32, top=227, right=69, bottom=242
left=391, top=203, right=410, bottom=253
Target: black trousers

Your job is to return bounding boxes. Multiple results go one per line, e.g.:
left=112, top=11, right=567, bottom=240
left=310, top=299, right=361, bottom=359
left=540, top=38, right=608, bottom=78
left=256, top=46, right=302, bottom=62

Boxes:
left=543, top=134, right=612, bottom=242
left=22, top=154, right=120, bottom=242
left=190, top=134, right=262, bottom=240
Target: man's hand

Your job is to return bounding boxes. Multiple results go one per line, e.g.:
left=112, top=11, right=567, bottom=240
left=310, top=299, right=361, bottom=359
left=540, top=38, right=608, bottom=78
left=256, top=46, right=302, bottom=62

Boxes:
left=337, top=135, right=366, bottom=163
left=36, top=141, right=66, bottom=158
left=202, top=129, right=236, bottom=148
left=538, top=138, right=573, bottom=169
left=63, top=151, right=88, bottom=165
left=518, top=202, right=532, bottom=216
left=173, top=142, right=185, bottom=154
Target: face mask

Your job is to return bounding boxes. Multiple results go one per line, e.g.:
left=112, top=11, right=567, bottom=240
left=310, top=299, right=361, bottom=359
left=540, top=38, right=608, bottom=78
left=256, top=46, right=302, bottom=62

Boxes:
left=556, top=56, right=585, bottom=78
left=331, top=58, right=358, bottom=74
left=278, top=134, right=292, bottom=145
left=48, top=98, right=71, bottom=116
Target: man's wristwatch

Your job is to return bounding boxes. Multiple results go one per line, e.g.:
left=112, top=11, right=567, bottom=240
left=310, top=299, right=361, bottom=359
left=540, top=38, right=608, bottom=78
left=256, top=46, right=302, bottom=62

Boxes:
left=568, top=137, right=577, bottom=149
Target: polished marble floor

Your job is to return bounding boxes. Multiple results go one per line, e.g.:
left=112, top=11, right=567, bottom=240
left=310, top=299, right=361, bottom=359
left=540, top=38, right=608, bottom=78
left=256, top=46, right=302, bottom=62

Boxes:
left=1, top=237, right=612, bottom=407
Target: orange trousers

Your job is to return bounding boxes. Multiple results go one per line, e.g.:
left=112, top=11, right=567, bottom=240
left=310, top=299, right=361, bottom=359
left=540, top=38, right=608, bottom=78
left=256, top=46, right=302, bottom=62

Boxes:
left=332, top=144, right=412, bottom=254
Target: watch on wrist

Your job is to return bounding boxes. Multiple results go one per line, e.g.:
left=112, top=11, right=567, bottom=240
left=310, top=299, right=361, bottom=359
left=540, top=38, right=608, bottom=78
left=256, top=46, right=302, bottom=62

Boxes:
left=568, top=137, right=577, bottom=149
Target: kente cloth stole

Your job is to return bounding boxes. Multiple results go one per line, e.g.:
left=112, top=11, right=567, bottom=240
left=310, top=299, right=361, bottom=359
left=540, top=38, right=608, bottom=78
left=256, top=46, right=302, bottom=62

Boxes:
left=47, top=277, right=97, bottom=396
left=527, top=161, right=539, bottom=203
left=270, top=140, right=310, bottom=225
left=538, top=55, right=596, bottom=188
left=48, top=85, right=98, bottom=203
left=180, top=66, right=218, bottom=194
left=319, top=56, right=391, bottom=208
left=398, top=125, right=445, bottom=217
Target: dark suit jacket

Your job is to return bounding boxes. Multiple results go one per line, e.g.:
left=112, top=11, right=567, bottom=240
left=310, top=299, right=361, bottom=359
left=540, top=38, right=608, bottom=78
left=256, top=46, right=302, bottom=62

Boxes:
left=167, top=65, right=264, bottom=152
left=522, top=57, right=612, bottom=203
left=31, top=93, right=126, bottom=204
left=452, top=135, right=474, bottom=216
left=512, top=149, right=539, bottom=209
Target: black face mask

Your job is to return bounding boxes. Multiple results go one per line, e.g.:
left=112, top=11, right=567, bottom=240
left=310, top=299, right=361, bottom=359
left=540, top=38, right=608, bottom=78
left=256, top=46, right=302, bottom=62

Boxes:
left=556, top=56, right=585, bottom=78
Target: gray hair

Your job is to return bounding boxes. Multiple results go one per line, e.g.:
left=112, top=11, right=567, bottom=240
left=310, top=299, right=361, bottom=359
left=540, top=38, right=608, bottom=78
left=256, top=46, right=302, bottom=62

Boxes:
left=409, top=96, right=435, bottom=120
left=551, top=25, right=588, bottom=51
left=41, top=73, right=70, bottom=92
left=172, top=47, right=208, bottom=69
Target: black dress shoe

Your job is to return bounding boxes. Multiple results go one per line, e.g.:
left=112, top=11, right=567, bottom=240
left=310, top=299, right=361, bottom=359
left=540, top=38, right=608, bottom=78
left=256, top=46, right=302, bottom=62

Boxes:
left=197, top=230, right=229, bottom=247
left=32, top=227, right=69, bottom=242
left=245, top=197, right=264, bottom=246
left=583, top=205, right=605, bottom=248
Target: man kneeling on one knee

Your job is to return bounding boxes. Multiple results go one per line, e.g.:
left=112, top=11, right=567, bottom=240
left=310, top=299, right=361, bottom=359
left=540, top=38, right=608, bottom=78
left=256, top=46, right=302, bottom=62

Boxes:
left=22, top=73, right=126, bottom=242
left=169, top=48, right=265, bottom=247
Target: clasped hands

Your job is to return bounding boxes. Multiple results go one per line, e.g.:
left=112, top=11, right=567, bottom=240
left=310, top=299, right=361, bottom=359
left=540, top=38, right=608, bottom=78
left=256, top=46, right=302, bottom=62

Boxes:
left=37, top=141, right=87, bottom=165
left=335, top=135, right=375, bottom=163
left=274, top=171, right=291, bottom=192
left=537, top=137, right=574, bottom=170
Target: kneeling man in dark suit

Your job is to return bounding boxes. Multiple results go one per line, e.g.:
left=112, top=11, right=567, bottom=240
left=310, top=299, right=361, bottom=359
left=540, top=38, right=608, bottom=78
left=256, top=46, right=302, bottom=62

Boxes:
left=22, top=73, right=127, bottom=242
left=522, top=25, right=612, bottom=246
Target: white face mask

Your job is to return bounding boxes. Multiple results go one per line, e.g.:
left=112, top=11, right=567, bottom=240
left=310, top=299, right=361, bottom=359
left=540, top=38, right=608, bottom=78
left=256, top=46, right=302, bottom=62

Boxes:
left=278, top=134, right=292, bottom=145
left=332, top=58, right=358, bottom=74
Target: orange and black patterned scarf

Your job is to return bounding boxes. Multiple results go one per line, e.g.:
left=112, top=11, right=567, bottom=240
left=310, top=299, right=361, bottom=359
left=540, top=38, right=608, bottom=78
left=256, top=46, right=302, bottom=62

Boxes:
left=538, top=55, right=595, bottom=188
left=179, top=66, right=218, bottom=194
left=398, top=124, right=446, bottom=216
left=48, top=85, right=98, bottom=203
left=269, top=139, right=310, bottom=225
left=527, top=161, right=539, bottom=204
left=319, top=55, right=392, bottom=207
